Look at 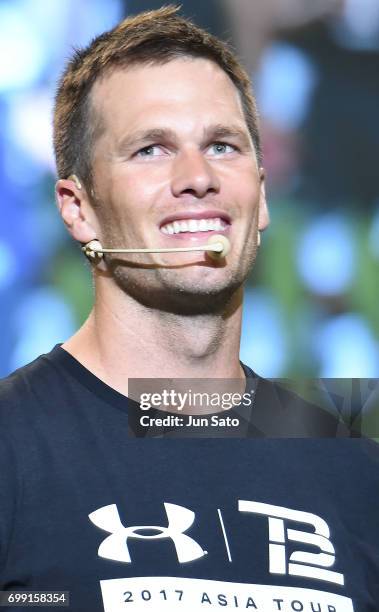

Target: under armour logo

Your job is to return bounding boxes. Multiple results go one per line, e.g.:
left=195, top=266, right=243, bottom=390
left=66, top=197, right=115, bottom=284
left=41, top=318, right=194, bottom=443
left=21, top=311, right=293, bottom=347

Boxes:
left=239, top=500, right=344, bottom=585
left=88, top=502, right=206, bottom=564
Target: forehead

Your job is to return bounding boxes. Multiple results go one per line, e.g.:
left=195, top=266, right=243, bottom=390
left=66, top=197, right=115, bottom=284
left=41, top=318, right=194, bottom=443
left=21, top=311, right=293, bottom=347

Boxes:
left=91, top=58, right=248, bottom=141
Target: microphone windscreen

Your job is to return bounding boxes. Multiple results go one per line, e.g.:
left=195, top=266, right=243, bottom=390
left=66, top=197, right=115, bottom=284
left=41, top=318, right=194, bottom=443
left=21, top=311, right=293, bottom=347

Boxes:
left=206, top=235, right=231, bottom=259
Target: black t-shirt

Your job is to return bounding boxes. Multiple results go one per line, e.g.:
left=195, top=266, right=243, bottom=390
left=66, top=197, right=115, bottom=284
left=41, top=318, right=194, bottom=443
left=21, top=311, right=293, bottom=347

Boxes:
left=0, top=345, right=378, bottom=611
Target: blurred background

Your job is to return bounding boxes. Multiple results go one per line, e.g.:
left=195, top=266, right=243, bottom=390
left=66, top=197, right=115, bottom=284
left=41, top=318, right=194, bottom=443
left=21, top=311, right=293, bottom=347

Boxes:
left=1, top=0, right=379, bottom=378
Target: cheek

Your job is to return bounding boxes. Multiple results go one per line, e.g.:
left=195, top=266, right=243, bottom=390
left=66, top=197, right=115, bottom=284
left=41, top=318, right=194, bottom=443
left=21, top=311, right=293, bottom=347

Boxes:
left=222, top=162, right=261, bottom=204
left=242, top=172, right=262, bottom=212
left=111, top=165, right=168, bottom=214
left=233, top=185, right=262, bottom=222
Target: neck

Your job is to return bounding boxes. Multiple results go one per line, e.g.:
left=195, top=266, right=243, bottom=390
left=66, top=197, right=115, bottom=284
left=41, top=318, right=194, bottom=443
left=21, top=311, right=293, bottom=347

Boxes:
left=62, top=276, right=245, bottom=396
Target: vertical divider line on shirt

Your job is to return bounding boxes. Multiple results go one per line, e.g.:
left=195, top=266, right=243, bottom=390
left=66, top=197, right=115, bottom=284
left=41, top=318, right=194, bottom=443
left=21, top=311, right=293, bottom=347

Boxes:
left=217, top=508, right=232, bottom=562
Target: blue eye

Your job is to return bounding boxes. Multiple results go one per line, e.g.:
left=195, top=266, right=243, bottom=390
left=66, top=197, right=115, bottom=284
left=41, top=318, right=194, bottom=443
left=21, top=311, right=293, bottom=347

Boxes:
left=136, top=145, right=164, bottom=157
left=209, top=142, right=236, bottom=155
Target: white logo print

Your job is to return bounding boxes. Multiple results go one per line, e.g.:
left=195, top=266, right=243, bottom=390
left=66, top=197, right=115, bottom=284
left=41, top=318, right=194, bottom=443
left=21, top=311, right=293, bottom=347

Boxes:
left=88, top=502, right=207, bottom=563
left=89, top=499, right=345, bottom=588
left=239, top=500, right=344, bottom=585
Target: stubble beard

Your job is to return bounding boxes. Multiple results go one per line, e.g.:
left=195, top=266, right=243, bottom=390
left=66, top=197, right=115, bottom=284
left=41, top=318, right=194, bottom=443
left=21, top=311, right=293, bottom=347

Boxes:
left=105, top=238, right=258, bottom=316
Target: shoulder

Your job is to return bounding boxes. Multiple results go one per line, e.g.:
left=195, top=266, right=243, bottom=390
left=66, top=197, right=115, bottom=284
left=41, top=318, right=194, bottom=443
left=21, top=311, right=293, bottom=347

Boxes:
left=0, top=347, right=63, bottom=422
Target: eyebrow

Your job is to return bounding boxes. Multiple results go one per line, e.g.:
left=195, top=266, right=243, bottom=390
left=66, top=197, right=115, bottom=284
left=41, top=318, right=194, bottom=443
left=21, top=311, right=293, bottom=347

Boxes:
left=116, top=124, right=252, bottom=154
left=204, top=124, right=252, bottom=147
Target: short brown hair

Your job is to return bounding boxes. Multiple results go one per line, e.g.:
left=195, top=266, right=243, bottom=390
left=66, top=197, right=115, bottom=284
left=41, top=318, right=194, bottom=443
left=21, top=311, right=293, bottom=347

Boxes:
left=53, top=5, right=262, bottom=190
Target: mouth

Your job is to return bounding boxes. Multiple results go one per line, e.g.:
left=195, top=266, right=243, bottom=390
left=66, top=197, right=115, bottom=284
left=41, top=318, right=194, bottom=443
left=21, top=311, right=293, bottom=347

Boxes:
left=159, top=211, right=231, bottom=240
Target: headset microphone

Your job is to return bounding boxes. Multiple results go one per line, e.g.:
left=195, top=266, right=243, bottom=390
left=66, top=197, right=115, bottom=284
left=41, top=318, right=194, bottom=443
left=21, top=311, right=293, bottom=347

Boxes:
left=82, top=234, right=231, bottom=261
left=67, top=175, right=231, bottom=262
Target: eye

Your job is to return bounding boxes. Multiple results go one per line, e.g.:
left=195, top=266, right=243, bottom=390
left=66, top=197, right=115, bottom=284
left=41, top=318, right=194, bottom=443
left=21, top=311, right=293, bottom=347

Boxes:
left=208, top=142, right=237, bottom=156
left=135, top=145, right=166, bottom=158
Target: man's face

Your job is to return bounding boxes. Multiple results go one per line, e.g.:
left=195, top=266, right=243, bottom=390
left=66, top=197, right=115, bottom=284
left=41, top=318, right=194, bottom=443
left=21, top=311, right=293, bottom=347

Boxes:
left=89, top=58, right=268, bottom=312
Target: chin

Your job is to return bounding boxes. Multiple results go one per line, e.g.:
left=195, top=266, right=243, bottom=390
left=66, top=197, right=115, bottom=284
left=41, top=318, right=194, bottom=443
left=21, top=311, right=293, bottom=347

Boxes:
left=113, top=267, right=245, bottom=315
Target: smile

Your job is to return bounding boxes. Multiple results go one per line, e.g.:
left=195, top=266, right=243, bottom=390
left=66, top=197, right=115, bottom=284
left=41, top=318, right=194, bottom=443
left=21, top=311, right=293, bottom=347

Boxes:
left=161, top=217, right=228, bottom=235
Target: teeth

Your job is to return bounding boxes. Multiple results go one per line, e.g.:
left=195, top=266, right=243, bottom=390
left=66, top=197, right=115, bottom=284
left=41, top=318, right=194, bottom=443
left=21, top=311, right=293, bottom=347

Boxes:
left=161, top=217, right=228, bottom=235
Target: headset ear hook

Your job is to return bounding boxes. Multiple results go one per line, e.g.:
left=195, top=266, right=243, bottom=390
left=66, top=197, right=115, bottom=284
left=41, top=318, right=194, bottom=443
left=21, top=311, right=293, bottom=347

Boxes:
left=68, top=174, right=82, bottom=190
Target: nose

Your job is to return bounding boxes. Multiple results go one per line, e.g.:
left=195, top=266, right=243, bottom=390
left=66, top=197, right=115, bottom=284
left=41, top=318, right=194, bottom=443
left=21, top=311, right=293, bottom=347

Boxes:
left=171, top=149, right=220, bottom=198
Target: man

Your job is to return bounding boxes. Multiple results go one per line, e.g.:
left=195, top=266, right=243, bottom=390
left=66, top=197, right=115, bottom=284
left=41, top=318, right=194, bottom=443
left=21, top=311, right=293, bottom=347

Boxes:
left=0, top=6, right=378, bottom=611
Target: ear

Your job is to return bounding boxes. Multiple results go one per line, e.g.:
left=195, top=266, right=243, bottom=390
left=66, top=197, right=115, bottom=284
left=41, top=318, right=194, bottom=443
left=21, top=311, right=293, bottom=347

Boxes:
left=257, top=167, right=269, bottom=231
left=55, top=177, right=98, bottom=245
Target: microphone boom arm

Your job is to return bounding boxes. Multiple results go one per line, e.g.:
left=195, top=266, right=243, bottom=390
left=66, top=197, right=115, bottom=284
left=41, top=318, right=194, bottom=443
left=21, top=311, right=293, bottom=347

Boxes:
left=82, top=234, right=230, bottom=261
